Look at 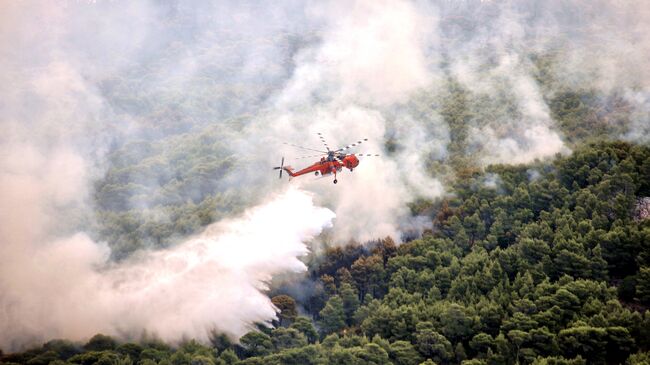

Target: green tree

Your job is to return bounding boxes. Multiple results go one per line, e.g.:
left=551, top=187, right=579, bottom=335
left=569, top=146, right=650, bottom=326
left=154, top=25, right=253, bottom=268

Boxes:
left=604, top=326, right=634, bottom=364
left=464, top=213, right=486, bottom=246
left=116, top=343, right=143, bottom=363
left=455, top=342, right=467, bottom=363
left=239, top=332, right=273, bottom=358
left=390, top=340, right=423, bottom=365
left=319, top=295, right=346, bottom=334
left=627, top=352, right=650, bottom=365
left=271, top=327, right=308, bottom=350
left=416, top=323, right=453, bottom=364
left=508, top=329, right=530, bottom=364
left=469, top=333, right=494, bottom=357
left=353, top=343, right=391, bottom=364
left=42, top=339, right=80, bottom=360
left=140, top=348, right=170, bottom=363
left=25, top=351, right=59, bottom=365
left=351, top=255, right=386, bottom=298
left=440, top=304, right=476, bottom=342
left=84, top=334, right=118, bottom=351
left=340, top=283, right=360, bottom=325
left=290, top=316, right=319, bottom=344
left=558, top=326, right=607, bottom=363
left=636, top=267, right=650, bottom=304
left=217, top=349, right=238, bottom=365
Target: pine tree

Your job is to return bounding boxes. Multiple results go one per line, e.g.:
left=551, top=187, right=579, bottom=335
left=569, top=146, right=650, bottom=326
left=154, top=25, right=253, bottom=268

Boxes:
left=319, top=295, right=346, bottom=335
left=339, top=282, right=360, bottom=325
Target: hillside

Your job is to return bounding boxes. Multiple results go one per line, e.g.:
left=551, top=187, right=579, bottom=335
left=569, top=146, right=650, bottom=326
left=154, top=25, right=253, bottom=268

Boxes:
left=1, top=1, right=650, bottom=364
left=3, top=141, right=648, bottom=365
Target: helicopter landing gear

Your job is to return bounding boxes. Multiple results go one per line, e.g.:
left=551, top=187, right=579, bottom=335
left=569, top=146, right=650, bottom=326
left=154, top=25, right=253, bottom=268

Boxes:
left=333, top=179, right=338, bottom=184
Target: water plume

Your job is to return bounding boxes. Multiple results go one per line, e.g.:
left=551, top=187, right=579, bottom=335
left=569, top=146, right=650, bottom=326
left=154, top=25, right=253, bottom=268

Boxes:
left=0, top=187, right=334, bottom=350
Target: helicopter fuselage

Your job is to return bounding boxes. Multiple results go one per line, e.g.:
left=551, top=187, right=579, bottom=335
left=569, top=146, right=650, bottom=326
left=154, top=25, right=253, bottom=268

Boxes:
left=284, top=153, right=359, bottom=179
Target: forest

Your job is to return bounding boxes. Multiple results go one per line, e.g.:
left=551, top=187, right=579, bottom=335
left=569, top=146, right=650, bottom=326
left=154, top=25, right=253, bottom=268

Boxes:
left=2, top=1, right=650, bottom=365
left=2, top=140, right=649, bottom=364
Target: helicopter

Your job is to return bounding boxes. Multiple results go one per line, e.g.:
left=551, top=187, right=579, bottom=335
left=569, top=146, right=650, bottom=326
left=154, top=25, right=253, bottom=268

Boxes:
left=274, top=133, right=379, bottom=184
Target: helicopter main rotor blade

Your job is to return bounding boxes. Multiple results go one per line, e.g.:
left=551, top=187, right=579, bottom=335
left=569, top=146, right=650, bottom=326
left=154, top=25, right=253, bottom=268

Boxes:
left=335, top=138, right=368, bottom=152
left=317, top=132, right=331, bottom=152
left=355, top=153, right=380, bottom=157
left=282, top=142, right=327, bottom=154
left=294, top=154, right=326, bottom=159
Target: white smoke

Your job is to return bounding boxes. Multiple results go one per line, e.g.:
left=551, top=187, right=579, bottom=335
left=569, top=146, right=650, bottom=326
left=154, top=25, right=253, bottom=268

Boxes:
left=255, top=0, right=446, bottom=242
left=622, top=89, right=650, bottom=145
left=275, top=0, right=436, bottom=108
left=265, top=106, right=437, bottom=243
left=0, top=2, right=338, bottom=350
left=445, top=5, right=570, bottom=165
left=0, top=186, right=333, bottom=350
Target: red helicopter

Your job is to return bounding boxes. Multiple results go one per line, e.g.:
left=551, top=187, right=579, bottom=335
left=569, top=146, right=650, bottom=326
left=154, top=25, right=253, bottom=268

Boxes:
left=274, top=133, right=379, bottom=184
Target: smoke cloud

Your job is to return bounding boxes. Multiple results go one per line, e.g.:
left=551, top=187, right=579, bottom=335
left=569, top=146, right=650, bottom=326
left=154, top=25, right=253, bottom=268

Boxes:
left=1, top=0, right=650, bottom=351
left=0, top=1, right=337, bottom=350
left=0, top=185, right=333, bottom=350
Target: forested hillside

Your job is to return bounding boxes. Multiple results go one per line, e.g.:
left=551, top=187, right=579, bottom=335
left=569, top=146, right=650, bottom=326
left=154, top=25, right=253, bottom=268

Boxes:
left=2, top=1, right=650, bottom=364
left=3, top=142, right=648, bottom=364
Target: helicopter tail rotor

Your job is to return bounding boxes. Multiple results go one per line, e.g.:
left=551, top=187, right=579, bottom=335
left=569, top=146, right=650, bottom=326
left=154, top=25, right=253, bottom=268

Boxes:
left=273, top=157, right=285, bottom=179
